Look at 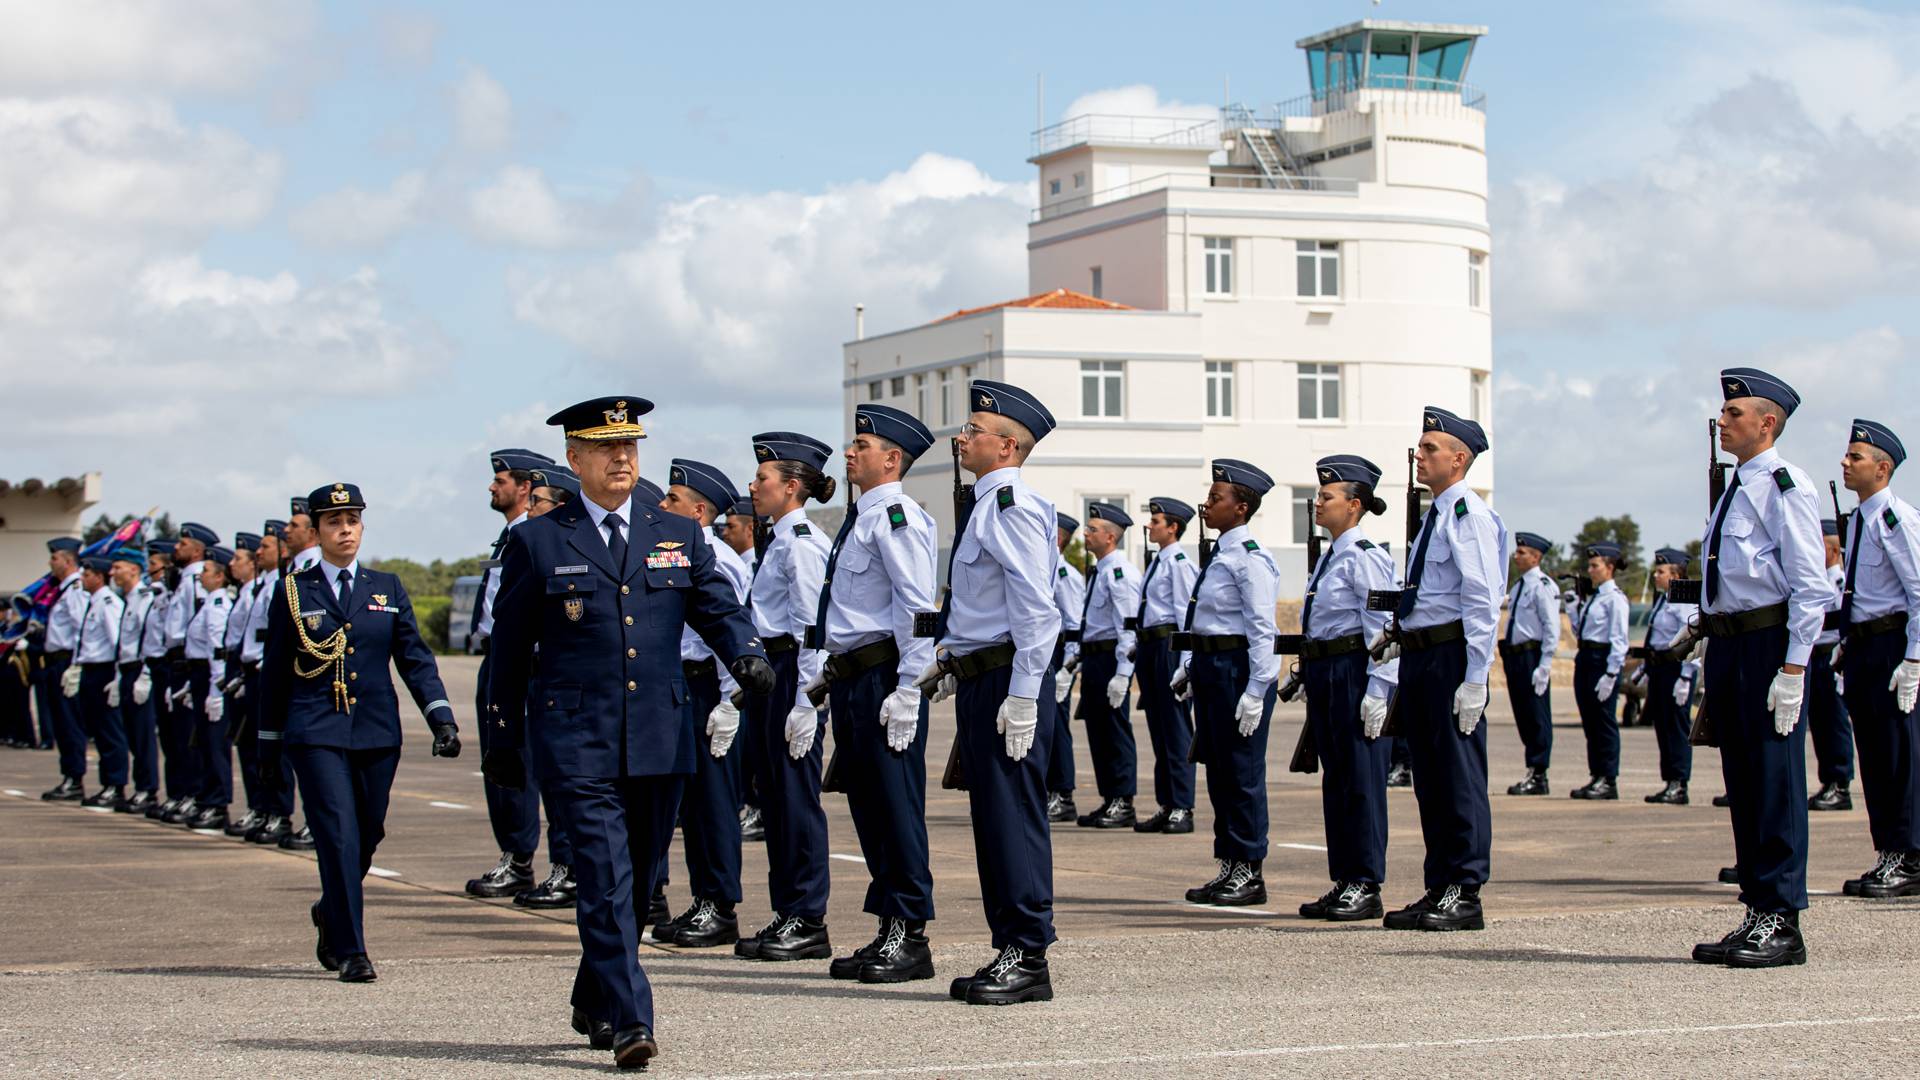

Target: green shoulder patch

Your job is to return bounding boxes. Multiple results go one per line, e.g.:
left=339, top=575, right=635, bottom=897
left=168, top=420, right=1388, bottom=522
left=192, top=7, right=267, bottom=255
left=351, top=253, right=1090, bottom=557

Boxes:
left=793, top=523, right=812, bottom=537
left=1454, top=499, right=1469, bottom=518
left=1357, top=539, right=1376, bottom=550
left=1058, top=566, right=1069, bottom=578
left=1773, top=467, right=1794, bottom=492
left=886, top=503, right=907, bottom=530
left=1243, top=539, right=1259, bottom=552
left=1112, top=567, right=1124, bottom=580
left=996, top=487, right=1014, bottom=510
left=1174, top=552, right=1188, bottom=561
left=1887, top=508, right=1901, bottom=531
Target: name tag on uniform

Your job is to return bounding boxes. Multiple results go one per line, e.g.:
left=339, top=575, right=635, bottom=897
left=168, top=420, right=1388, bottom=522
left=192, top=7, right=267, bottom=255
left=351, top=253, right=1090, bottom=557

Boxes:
left=552, top=564, right=590, bottom=575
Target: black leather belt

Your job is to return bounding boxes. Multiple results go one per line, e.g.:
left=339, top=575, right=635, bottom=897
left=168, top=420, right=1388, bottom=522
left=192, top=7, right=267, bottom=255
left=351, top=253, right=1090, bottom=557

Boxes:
left=1498, top=640, right=1542, bottom=659
left=1399, top=621, right=1465, bottom=652
left=1699, top=603, right=1788, bottom=638
left=1185, top=634, right=1248, bottom=654
left=682, top=657, right=717, bottom=680
left=1846, top=611, right=1909, bottom=643
left=1081, top=639, right=1118, bottom=656
left=946, top=642, right=1016, bottom=680
left=1301, top=633, right=1366, bottom=661
left=1577, top=641, right=1612, bottom=656
left=119, top=660, right=144, bottom=674
left=825, top=638, right=898, bottom=683
left=762, top=634, right=798, bottom=654
left=1138, top=623, right=1176, bottom=642
left=44, top=649, right=72, bottom=663
left=186, top=659, right=211, bottom=673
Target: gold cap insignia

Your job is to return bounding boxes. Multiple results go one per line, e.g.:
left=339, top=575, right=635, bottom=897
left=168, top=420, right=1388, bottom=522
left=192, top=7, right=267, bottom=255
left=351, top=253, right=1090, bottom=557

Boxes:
left=976, top=391, right=995, bottom=410
left=1726, top=379, right=1743, bottom=396
left=1856, top=428, right=1869, bottom=441
left=604, top=406, right=628, bottom=426
left=330, top=488, right=350, bottom=505
left=856, top=414, right=871, bottom=429
left=1319, top=468, right=1336, bottom=483
left=1424, top=413, right=1440, bottom=429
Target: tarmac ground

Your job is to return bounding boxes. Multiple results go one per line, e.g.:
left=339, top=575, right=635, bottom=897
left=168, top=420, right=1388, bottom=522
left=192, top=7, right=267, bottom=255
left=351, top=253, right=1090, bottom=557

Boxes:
left=2, top=657, right=1914, bottom=1077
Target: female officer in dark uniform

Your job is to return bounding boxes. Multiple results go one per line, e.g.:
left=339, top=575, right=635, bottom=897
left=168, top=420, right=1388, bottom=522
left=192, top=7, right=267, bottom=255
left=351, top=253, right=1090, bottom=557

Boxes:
left=259, top=483, right=461, bottom=985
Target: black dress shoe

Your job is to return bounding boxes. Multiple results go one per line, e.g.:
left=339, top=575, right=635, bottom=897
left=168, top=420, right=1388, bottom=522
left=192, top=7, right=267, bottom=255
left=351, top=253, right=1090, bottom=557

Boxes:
left=188, top=805, right=229, bottom=831
left=1724, top=910, right=1806, bottom=968
left=1385, top=763, right=1413, bottom=788
left=571, top=1007, right=615, bottom=1051
left=734, top=917, right=774, bottom=959
left=337, top=954, right=377, bottom=983
left=671, top=899, right=740, bottom=949
left=1088, top=796, right=1136, bottom=829
left=1808, top=781, right=1852, bottom=812
left=752, top=914, right=831, bottom=961
left=1383, top=890, right=1436, bottom=930
left=312, top=901, right=339, bottom=972
left=739, top=805, right=765, bottom=842
left=644, top=889, right=675, bottom=942
left=280, top=824, right=316, bottom=850
left=81, top=786, right=124, bottom=809
left=1163, top=807, right=1194, bottom=834
left=1301, top=881, right=1383, bottom=921
left=466, top=852, right=534, bottom=898
left=1569, top=777, right=1617, bottom=800
left=516, top=864, right=578, bottom=909
left=1134, top=806, right=1173, bottom=833
left=613, top=1023, right=656, bottom=1069
left=950, top=962, right=989, bottom=1000
left=1718, top=866, right=1740, bottom=884
left=1210, top=861, right=1266, bottom=906
left=1074, top=797, right=1111, bottom=827
left=117, top=790, right=157, bottom=814
left=1858, top=852, right=1920, bottom=898
left=1046, top=793, right=1077, bottom=823
left=1506, top=768, right=1549, bottom=796
left=1691, top=908, right=1757, bottom=964
left=224, top=809, right=262, bottom=837
left=965, top=946, right=1051, bottom=1005
left=1415, top=884, right=1483, bottom=931
left=858, top=919, right=935, bottom=983
left=41, top=776, right=83, bottom=802
left=1844, top=851, right=1903, bottom=897
left=247, top=815, right=291, bottom=845
left=1185, top=860, right=1234, bottom=904
left=146, top=796, right=176, bottom=820
left=830, top=920, right=886, bottom=979
left=165, top=797, right=199, bottom=825
left=1644, top=781, right=1689, bottom=805
left=1712, top=793, right=1732, bottom=808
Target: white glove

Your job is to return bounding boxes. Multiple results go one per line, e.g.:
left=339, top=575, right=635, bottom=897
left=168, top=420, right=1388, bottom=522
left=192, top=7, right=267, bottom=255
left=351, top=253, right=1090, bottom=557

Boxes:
left=1360, top=693, right=1389, bottom=740
left=1595, top=673, right=1617, bottom=700
left=1052, top=672, right=1072, bottom=704
left=1234, top=692, right=1263, bottom=737
left=801, top=670, right=826, bottom=701
left=1106, top=673, right=1129, bottom=709
left=1673, top=676, right=1692, bottom=707
left=1530, top=663, right=1551, bottom=697
left=206, top=693, right=225, bottom=724
left=133, top=668, right=151, bottom=705
left=997, top=695, right=1038, bottom=761
left=61, top=665, right=82, bottom=698
left=1062, top=652, right=1081, bottom=674
left=1765, top=669, right=1805, bottom=736
left=1891, top=659, right=1920, bottom=715
left=881, top=686, right=921, bottom=752
left=783, top=704, right=817, bottom=759
left=915, top=661, right=956, bottom=704
left=105, top=678, right=120, bottom=708
left=706, top=699, right=739, bottom=758
left=1452, top=681, right=1488, bottom=735
left=1170, top=665, right=1191, bottom=702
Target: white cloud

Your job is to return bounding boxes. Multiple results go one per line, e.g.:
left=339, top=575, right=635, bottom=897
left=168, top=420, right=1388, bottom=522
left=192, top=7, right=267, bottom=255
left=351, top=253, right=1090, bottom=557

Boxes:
left=1059, top=84, right=1216, bottom=123
left=466, top=165, right=648, bottom=250
left=0, top=0, right=317, bottom=95
left=288, top=170, right=428, bottom=250
left=451, top=65, right=513, bottom=155
left=376, top=10, right=440, bottom=70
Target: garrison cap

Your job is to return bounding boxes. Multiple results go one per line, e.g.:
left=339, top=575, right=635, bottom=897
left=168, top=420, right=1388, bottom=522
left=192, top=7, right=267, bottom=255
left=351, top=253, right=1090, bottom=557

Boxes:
left=1513, top=531, right=1551, bottom=554
left=1654, top=547, right=1691, bottom=567
left=233, top=532, right=261, bottom=552
left=46, top=537, right=81, bottom=554
left=1056, top=511, right=1080, bottom=535
left=178, top=522, right=219, bottom=546
left=1148, top=497, right=1195, bottom=524
left=1719, top=367, right=1799, bottom=416
left=204, top=545, right=235, bottom=567
left=289, top=496, right=310, bottom=518
left=306, top=483, right=366, bottom=516
left=530, top=464, right=580, bottom=499
left=730, top=496, right=755, bottom=519
left=491, top=448, right=555, bottom=474
left=751, top=431, right=832, bottom=471
left=109, top=545, right=146, bottom=566
left=1421, top=406, right=1489, bottom=455
left=80, top=555, right=113, bottom=574
left=1314, top=454, right=1383, bottom=489
left=262, top=519, right=287, bottom=540
left=1849, top=418, right=1906, bottom=467
left=633, top=477, right=666, bottom=509
left=1086, top=501, right=1133, bottom=529
left=669, top=459, right=739, bottom=512
left=1585, top=541, right=1623, bottom=560
left=547, top=397, right=651, bottom=441
left=968, top=379, right=1056, bottom=442
left=855, top=404, right=935, bottom=467
left=1211, top=458, right=1274, bottom=495
left=149, top=539, right=177, bottom=557
left=1821, top=519, right=1839, bottom=537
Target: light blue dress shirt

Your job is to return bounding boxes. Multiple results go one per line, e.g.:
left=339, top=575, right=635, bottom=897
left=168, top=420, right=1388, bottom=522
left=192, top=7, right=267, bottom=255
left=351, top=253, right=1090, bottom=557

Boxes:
left=937, top=466, right=1061, bottom=700
left=1403, top=481, right=1507, bottom=684
left=1699, top=446, right=1831, bottom=667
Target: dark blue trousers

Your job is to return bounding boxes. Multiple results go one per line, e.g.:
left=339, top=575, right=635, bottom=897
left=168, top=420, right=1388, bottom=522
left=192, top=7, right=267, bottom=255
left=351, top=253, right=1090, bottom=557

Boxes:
left=476, top=652, right=542, bottom=857
left=1136, top=633, right=1195, bottom=810
left=1498, top=642, right=1552, bottom=771
left=1573, top=646, right=1620, bottom=778
left=1807, top=643, right=1854, bottom=784
left=547, top=773, right=682, bottom=1031
left=1840, top=628, right=1920, bottom=852
left=158, top=664, right=201, bottom=801
left=118, top=663, right=159, bottom=794
left=1641, top=660, right=1695, bottom=782
left=663, top=664, right=740, bottom=903
left=740, top=675, right=769, bottom=813
left=288, top=743, right=401, bottom=958
left=955, top=663, right=1055, bottom=951
left=44, top=652, right=86, bottom=781
left=827, top=659, right=933, bottom=921
left=234, top=667, right=264, bottom=812
left=1704, top=623, right=1807, bottom=912
left=78, top=663, right=127, bottom=787
left=1191, top=647, right=1276, bottom=863
left=1306, top=651, right=1390, bottom=884
left=1399, top=637, right=1491, bottom=889
left=193, top=664, right=234, bottom=808
left=1074, top=645, right=1136, bottom=799
left=1044, top=663, right=1076, bottom=795
left=749, top=650, right=829, bottom=918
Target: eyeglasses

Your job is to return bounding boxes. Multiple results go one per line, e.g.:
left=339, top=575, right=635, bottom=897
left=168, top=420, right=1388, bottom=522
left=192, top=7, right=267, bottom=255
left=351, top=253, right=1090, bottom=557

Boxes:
left=529, top=494, right=558, bottom=508
left=959, top=422, right=1015, bottom=440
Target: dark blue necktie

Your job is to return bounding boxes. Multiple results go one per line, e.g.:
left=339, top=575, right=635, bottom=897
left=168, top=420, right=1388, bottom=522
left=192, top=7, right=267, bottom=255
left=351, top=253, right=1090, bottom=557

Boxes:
left=1301, top=552, right=1331, bottom=635
left=1704, top=470, right=1743, bottom=606
left=1641, top=593, right=1664, bottom=651
left=336, top=569, right=352, bottom=608
left=812, top=506, right=859, bottom=636
left=1397, top=505, right=1439, bottom=617
left=605, top=513, right=628, bottom=571
left=1134, top=552, right=1160, bottom=624
left=1503, top=579, right=1523, bottom=644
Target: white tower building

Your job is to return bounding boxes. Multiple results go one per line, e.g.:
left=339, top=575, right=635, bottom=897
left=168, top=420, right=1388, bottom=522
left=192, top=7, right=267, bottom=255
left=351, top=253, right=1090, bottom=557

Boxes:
left=843, top=20, right=1492, bottom=594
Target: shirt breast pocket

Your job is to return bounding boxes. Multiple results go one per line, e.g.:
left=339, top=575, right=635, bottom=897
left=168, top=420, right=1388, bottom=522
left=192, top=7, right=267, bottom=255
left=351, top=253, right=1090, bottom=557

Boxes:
left=547, top=576, right=598, bottom=626
left=836, top=548, right=883, bottom=605
left=1720, top=511, right=1759, bottom=560
left=1860, top=536, right=1887, bottom=568
left=952, top=537, right=992, bottom=597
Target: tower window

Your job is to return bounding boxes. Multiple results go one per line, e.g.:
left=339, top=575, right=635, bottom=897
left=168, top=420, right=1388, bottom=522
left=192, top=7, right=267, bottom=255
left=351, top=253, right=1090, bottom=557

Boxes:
left=1296, top=240, right=1340, bottom=298
left=1203, top=237, right=1234, bottom=296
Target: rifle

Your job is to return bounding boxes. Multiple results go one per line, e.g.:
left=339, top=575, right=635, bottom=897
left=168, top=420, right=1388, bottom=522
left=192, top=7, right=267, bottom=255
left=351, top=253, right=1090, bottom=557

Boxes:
left=914, top=437, right=977, bottom=791
left=1686, top=418, right=1729, bottom=747
left=1366, top=448, right=1420, bottom=738
left=1831, top=480, right=1849, bottom=550
left=1284, top=528, right=1322, bottom=773
left=817, top=475, right=857, bottom=794
left=727, top=507, right=780, bottom=713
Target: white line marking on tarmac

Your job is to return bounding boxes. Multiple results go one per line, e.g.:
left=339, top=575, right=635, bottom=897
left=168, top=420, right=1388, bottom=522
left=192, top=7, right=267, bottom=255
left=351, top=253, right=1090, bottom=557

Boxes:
left=1276, top=842, right=1329, bottom=852
left=192, top=829, right=225, bottom=836
left=684, top=1013, right=1920, bottom=1080
left=470, top=771, right=486, bottom=778
left=1175, top=901, right=1278, bottom=916
left=83, top=806, right=113, bottom=813
left=829, top=853, right=866, bottom=863
left=428, top=801, right=469, bottom=809
left=368, top=867, right=401, bottom=878
left=3, top=789, right=27, bottom=797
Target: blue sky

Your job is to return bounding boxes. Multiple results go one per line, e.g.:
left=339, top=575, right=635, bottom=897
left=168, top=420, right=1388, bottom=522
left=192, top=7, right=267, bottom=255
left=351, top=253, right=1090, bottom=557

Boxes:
left=4, top=0, right=1917, bottom=562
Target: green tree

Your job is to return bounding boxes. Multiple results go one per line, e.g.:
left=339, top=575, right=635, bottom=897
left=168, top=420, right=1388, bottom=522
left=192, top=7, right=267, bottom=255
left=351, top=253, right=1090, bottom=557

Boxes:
left=81, top=513, right=121, bottom=544
left=1062, top=536, right=1088, bottom=573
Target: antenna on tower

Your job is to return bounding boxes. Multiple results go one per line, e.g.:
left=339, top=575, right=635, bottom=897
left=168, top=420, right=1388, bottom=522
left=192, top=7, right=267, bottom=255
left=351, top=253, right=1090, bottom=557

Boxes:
left=1036, top=73, right=1044, bottom=131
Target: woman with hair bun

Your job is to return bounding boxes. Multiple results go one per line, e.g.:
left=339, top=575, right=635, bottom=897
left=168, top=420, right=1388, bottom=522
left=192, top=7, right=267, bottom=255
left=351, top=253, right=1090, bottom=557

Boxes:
left=1296, top=454, right=1400, bottom=921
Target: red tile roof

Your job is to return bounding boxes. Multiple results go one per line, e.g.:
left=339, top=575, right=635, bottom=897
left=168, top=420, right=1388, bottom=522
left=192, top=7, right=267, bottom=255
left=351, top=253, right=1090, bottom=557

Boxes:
left=936, top=288, right=1133, bottom=322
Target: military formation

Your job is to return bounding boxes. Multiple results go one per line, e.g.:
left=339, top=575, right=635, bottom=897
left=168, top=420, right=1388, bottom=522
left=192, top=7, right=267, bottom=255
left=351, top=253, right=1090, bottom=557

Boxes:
left=5, top=368, right=1920, bottom=1068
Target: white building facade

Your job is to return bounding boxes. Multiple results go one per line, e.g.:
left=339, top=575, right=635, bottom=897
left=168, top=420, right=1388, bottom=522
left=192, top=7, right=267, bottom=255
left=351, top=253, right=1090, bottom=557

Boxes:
left=843, top=20, right=1493, bottom=594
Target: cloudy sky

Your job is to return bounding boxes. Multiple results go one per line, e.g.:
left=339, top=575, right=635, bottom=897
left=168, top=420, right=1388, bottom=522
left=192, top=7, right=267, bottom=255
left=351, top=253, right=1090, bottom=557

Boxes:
left=4, top=0, right=1917, bottom=561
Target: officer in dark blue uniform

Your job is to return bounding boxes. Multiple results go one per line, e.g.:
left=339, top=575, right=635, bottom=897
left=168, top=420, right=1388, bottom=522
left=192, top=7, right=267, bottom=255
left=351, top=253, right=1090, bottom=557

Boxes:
left=1044, top=511, right=1084, bottom=821
left=483, top=396, right=771, bottom=1069
left=258, top=483, right=462, bottom=984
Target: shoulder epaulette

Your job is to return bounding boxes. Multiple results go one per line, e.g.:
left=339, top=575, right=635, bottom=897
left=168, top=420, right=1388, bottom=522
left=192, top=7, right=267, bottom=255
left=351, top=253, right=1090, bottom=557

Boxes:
left=1243, top=539, right=1259, bottom=551
left=1357, top=539, right=1376, bottom=550
left=793, top=523, right=812, bottom=537
left=1174, top=552, right=1188, bottom=561
left=1454, top=499, right=1469, bottom=518
left=996, top=487, right=1014, bottom=510
left=1773, top=467, right=1794, bottom=491
left=1112, top=566, right=1124, bottom=580
left=886, top=503, right=907, bottom=530
left=1886, top=508, right=1901, bottom=531
left=1057, top=566, right=1069, bottom=579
